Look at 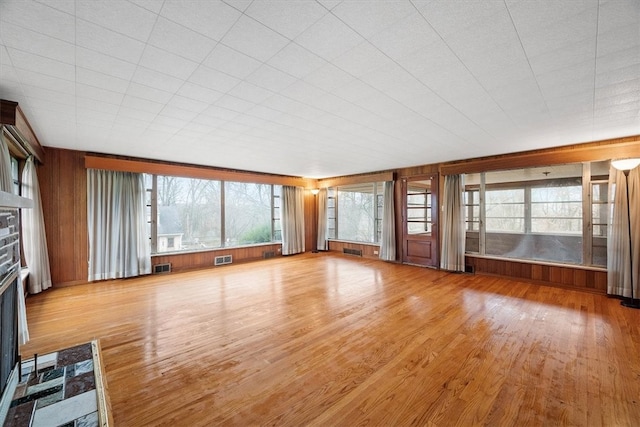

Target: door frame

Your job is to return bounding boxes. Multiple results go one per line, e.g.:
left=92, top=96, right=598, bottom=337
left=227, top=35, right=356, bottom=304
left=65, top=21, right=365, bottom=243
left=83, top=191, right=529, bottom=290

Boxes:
left=401, top=174, right=439, bottom=268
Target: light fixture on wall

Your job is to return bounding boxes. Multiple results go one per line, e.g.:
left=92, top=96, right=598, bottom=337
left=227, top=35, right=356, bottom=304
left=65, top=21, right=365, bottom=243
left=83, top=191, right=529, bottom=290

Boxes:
left=611, top=158, right=640, bottom=309
left=310, top=188, right=319, bottom=195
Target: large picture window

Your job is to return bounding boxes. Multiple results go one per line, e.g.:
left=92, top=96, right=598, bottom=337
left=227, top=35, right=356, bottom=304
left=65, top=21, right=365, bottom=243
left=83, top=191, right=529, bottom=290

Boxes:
left=328, top=182, right=384, bottom=244
left=464, top=162, right=608, bottom=267
left=148, top=174, right=281, bottom=254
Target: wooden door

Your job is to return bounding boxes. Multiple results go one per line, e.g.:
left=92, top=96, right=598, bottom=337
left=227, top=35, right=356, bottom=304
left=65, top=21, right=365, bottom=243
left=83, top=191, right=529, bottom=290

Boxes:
left=402, top=175, right=439, bottom=267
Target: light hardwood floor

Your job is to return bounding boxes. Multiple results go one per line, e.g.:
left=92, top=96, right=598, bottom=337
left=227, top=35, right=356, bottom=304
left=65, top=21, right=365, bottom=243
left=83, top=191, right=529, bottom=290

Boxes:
left=21, top=253, right=640, bottom=426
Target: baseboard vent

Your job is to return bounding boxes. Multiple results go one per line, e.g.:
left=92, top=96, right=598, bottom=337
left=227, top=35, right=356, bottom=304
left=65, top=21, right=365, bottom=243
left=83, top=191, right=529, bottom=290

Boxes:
left=153, top=263, right=171, bottom=274
left=214, top=255, right=233, bottom=266
left=263, top=250, right=276, bottom=259
left=465, top=265, right=475, bottom=274
left=343, top=248, right=363, bottom=257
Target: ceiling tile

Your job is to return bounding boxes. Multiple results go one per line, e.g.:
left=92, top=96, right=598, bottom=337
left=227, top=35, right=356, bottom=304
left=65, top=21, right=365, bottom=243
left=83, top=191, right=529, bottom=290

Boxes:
left=161, top=0, right=241, bottom=41
left=175, top=82, right=224, bottom=104
left=77, top=67, right=130, bottom=93
left=0, top=21, right=75, bottom=64
left=76, top=83, right=125, bottom=105
left=7, top=48, right=74, bottom=81
left=148, top=17, right=219, bottom=63
left=202, top=44, right=263, bottom=80
left=222, top=0, right=253, bottom=13
left=117, top=106, right=157, bottom=123
left=158, top=105, right=199, bottom=122
left=34, top=0, right=75, bottom=14
left=188, top=65, right=241, bottom=93
left=295, top=13, right=363, bottom=61
left=132, top=66, right=185, bottom=93
left=332, top=42, right=393, bottom=78
left=138, top=46, right=199, bottom=80
left=267, top=43, right=327, bottom=79
left=245, top=1, right=327, bottom=39
left=126, top=82, right=174, bottom=104
left=76, top=47, right=138, bottom=81
left=245, top=64, right=298, bottom=92
left=332, top=0, right=415, bottom=38
left=128, top=0, right=164, bottom=14
left=76, top=20, right=146, bottom=63
left=1, top=0, right=75, bottom=43
left=304, top=63, right=354, bottom=92
left=416, top=0, right=506, bottom=38
left=16, top=69, right=76, bottom=94
left=76, top=97, right=121, bottom=115
left=227, top=82, right=274, bottom=104
left=21, top=84, right=75, bottom=106
left=215, top=95, right=256, bottom=114
left=221, top=15, right=290, bottom=62
left=121, top=95, right=164, bottom=114
left=167, top=95, right=210, bottom=114
left=369, top=12, right=440, bottom=62
left=76, top=0, right=158, bottom=42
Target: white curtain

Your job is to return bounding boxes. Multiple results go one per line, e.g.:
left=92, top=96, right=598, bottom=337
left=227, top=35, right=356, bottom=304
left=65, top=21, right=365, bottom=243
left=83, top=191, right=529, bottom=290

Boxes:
left=87, top=169, right=151, bottom=281
left=281, top=185, right=305, bottom=255
left=0, top=130, right=29, bottom=344
left=379, top=181, right=396, bottom=261
left=22, top=156, right=53, bottom=294
left=607, top=166, right=640, bottom=297
left=0, top=130, right=13, bottom=190
left=316, top=188, right=328, bottom=251
left=440, top=174, right=466, bottom=272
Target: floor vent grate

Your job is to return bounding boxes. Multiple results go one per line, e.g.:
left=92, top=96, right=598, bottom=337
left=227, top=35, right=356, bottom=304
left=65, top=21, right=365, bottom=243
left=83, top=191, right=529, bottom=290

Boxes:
left=263, top=251, right=276, bottom=259
left=214, top=255, right=233, bottom=266
left=153, top=263, right=171, bottom=274
left=343, top=248, right=363, bottom=257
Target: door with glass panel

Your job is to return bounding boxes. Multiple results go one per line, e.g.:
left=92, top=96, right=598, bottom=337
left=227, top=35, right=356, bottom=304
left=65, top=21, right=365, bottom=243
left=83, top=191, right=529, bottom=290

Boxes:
left=402, top=175, right=439, bottom=267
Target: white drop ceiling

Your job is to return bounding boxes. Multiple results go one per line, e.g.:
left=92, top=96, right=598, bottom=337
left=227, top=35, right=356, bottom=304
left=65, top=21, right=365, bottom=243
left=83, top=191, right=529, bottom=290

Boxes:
left=1, top=0, right=638, bottom=178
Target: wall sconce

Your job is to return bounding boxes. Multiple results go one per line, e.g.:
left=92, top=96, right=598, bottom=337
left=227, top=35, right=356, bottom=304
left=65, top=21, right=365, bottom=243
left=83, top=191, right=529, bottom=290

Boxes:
left=310, top=188, right=319, bottom=195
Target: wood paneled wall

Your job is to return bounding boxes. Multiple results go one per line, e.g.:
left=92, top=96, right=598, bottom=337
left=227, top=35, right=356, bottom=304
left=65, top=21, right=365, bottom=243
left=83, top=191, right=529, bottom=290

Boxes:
left=38, top=147, right=318, bottom=287
left=152, top=244, right=283, bottom=273
left=465, top=255, right=607, bottom=293
left=327, top=241, right=380, bottom=259
left=38, top=136, right=639, bottom=290
left=38, top=148, right=88, bottom=287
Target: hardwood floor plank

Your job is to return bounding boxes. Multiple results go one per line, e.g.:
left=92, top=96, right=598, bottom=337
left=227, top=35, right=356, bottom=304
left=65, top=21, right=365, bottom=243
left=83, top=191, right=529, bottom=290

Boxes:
left=20, top=253, right=640, bottom=426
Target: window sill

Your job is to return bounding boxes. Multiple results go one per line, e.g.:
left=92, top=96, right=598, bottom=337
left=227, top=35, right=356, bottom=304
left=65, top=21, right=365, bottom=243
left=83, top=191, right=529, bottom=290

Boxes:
left=327, top=239, right=380, bottom=247
left=465, top=253, right=607, bottom=272
left=152, top=242, right=282, bottom=257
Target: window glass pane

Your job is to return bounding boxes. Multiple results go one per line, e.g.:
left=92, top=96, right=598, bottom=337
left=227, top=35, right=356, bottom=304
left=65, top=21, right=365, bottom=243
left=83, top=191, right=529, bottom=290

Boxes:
left=485, top=189, right=524, bottom=232
left=327, top=188, right=336, bottom=239
left=336, top=183, right=378, bottom=243
left=592, top=181, right=608, bottom=266
left=157, top=176, right=221, bottom=252
left=10, top=157, right=19, bottom=195
left=273, top=185, right=282, bottom=242
left=482, top=164, right=584, bottom=264
left=225, top=182, right=273, bottom=246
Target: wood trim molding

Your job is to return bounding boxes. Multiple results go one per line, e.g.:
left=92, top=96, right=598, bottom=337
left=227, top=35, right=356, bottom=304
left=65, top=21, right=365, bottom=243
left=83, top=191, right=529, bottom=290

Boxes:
left=318, top=171, right=395, bottom=188
left=440, top=135, right=640, bottom=175
left=85, top=154, right=317, bottom=187
left=0, top=100, right=46, bottom=162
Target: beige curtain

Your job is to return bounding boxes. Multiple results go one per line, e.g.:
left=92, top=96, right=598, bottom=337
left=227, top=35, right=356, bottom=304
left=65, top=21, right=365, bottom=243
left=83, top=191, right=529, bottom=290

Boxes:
left=379, top=181, right=396, bottom=261
left=316, top=188, right=328, bottom=251
left=607, top=166, right=640, bottom=297
left=21, top=156, right=53, bottom=294
left=440, top=174, right=466, bottom=272
left=281, top=186, right=305, bottom=255
left=87, top=169, right=151, bottom=281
